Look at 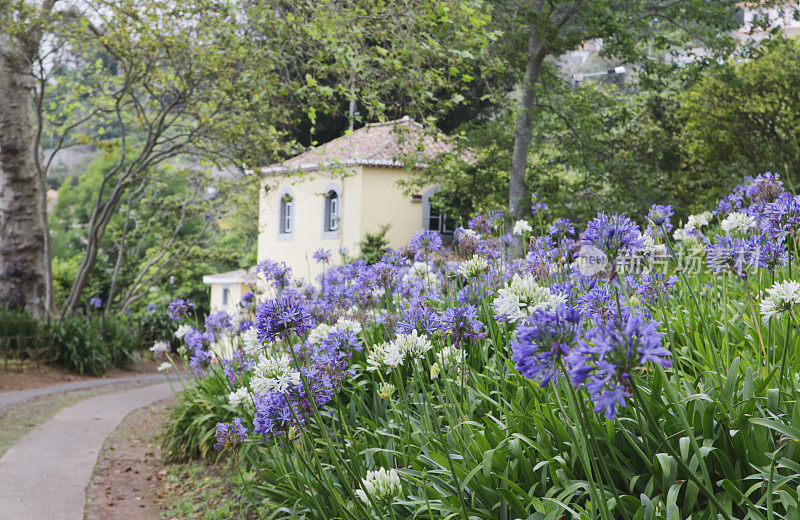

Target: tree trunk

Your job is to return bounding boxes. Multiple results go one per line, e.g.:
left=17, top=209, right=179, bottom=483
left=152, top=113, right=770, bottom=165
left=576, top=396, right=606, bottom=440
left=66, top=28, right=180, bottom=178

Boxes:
left=0, top=34, right=48, bottom=316
left=508, top=28, right=546, bottom=223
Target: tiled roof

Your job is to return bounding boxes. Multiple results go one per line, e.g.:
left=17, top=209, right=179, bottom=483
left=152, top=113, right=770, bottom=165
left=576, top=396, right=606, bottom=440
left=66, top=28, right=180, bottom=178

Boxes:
left=262, top=117, right=454, bottom=174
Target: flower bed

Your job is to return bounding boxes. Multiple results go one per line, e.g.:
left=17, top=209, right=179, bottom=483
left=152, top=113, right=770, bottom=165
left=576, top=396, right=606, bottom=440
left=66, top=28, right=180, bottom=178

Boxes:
left=156, top=173, right=800, bottom=519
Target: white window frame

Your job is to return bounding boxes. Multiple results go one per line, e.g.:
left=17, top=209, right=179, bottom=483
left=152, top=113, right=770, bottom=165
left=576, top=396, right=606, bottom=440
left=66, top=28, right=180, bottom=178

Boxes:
left=277, top=189, right=295, bottom=240
left=222, top=286, right=230, bottom=307
left=321, top=185, right=341, bottom=239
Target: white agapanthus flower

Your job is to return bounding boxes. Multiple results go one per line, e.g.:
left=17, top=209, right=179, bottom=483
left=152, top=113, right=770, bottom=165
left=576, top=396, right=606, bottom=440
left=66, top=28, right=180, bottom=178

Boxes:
left=721, top=212, right=756, bottom=234
left=355, top=468, right=402, bottom=504
left=157, top=362, right=172, bottom=372
left=403, top=261, right=439, bottom=289
left=174, top=324, right=192, bottom=339
left=241, top=326, right=262, bottom=356
left=335, top=317, right=363, bottom=335
left=227, top=387, right=252, bottom=407
left=513, top=219, right=532, bottom=236
left=394, top=330, right=433, bottom=357
left=760, top=280, right=800, bottom=322
left=492, top=274, right=566, bottom=322
left=150, top=341, right=169, bottom=355
left=641, top=233, right=666, bottom=256
left=459, top=228, right=479, bottom=240
left=307, top=323, right=333, bottom=346
left=686, top=211, right=713, bottom=230
left=366, top=342, right=404, bottom=372
left=458, top=255, right=489, bottom=279
left=251, top=354, right=301, bottom=394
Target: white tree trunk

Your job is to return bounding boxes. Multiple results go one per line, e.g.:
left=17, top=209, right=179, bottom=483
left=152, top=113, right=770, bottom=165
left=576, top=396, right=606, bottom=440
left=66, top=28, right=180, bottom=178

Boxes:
left=0, top=34, right=48, bottom=316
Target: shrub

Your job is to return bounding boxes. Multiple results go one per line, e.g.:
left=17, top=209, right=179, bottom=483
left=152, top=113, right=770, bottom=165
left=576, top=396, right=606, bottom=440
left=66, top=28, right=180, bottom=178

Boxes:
left=49, top=317, right=109, bottom=376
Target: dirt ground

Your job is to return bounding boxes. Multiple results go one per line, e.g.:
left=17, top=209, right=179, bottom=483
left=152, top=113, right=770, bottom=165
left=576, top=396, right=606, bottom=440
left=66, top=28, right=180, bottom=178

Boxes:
left=0, top=358, right=161, bottom=392
left=85, top=399, right=172, bottom=520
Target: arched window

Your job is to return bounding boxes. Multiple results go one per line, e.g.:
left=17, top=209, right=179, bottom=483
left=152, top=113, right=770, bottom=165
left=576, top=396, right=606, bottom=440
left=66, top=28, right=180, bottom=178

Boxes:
left=323, top=189, right=340, bottom=232
left=279, top=193, right=294, bottom=235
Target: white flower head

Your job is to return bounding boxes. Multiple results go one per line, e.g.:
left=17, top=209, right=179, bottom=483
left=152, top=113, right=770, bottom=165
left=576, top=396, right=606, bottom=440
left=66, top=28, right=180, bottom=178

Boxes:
left=335, top=317, right=363, bottom=335
left=513, top=219, right=532, bottom=236
left=175, top=324, right=192, bottom=339
left=761, top=280, right=800, bottom=322
left=721, top=212, right=755, bottom=235
left=492, top=274, right=566, bottom=322
left=228, top=387, right=253, bottom=407
left=307, top=323, right=332, bottom=346
left=366, top=342, right=404, bottom=372
left=251, top=354, right=301, bottom=394
left=460, top=228, right=479, bottom=240
left=355, top=468, right=402, bottom=504
left=641, top=233, right=666, bottom=256
left=436, top=345, right=467, bottom=369
left=150, top=341, right=169, bottom=355
left=157, top=362, right=172, bottom=372
left=458, top=255, right=489, bottom=279
left=241, top=326, right=263, bottom=356
left=394, top=330, right=433, bottom=357
left=403, top=261, right=439, bottom=290
left=686, top=211, right=713, bottom=230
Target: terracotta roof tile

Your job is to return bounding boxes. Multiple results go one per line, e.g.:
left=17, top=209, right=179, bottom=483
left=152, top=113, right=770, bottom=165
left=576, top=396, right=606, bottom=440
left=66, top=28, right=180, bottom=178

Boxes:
left=262, top=117, right=454, bottom=174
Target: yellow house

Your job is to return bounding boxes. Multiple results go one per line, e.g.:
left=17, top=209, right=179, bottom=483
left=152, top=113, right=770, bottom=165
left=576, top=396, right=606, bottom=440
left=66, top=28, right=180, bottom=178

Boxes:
left=205, top=116, right=455, bottom=307
left=202, top=267, right=257, bottom=313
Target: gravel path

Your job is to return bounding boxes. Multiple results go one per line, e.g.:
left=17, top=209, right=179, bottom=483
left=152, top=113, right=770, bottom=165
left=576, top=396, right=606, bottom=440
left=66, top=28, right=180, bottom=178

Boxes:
left=0, top=382, right=173, bottom=520
left=0, top=373, right=168, bottom=412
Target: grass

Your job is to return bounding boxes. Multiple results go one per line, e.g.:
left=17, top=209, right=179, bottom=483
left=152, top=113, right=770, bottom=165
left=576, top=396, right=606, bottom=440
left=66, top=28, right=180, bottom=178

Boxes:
left=159, top=459, right=254, bottom=520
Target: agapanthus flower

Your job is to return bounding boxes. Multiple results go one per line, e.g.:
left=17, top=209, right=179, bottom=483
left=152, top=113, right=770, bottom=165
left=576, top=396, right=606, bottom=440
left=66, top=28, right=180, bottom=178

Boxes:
left=402, top=261, right=439, bottom=292
left=468, top=211, right=503, bottom=235
left=458, top=255, right=489, bottom=279
left=531, top=193, right=548, bottom=216
left=366, top=341, right=404, bottom=372
left=625, top=273, right=677, bottom=304
left=356, top=468, right=402, bottom=505
left=759, top=237, right=789, bottom=272
left=147, top=303, right=157, bottom=313
left=214, top=418, right=247, bottom=451
left=512, top=304, right=582, bottom=387
left=435, top=345, right=467, bottom=372
left=409, top=229, right=443, bottom=257
left=88, top=296, right=102, bottom=308
left=313, top=248, right=332, bottom=264
left=257, top=259, right=293, bottom=289
left=174, top=324, right=192, bottom=339
left=513, top=220, right=532, bottom=236
left=455, top=227, right=481, bottom=257
left=396, top=305, right=443, bottom=335
left=745, top=172, right=783, bottom=205
left=256, top=294, right=315, bottom=341
left=760, top=280, right=800, bottom=322
left=240, top=326, right=262, bottom=356
left=150, top=341, right=170, bottom=355
left=440, top=304, right=484, bottom=347
left=646, top=204, right=673, bottom=231
left=394, top=329, right=433, bottom=357
left=721, top=212, right=755, bottom=235
left=157, top=362, right=172, bottom=372
left=549, top=218, right=576, bottom=240
left=205, top=311, right=233, bottom=336
left=686, top=211, right=713, bottom=230
left=566, top=313, right=669, bottom=420
left=706, top=235, right=761, bottom=277
left=378, top=382, right=396, bottom=399
left=763, top=192, right=800, bottom=237
left=228, top=387, right=253, bottom=407
left=492, top=274, right=567, bottom=323
left=251, top=354, right=302, bottom=394
left=581, top=213, right=646, bottom=261
left=167, top=299, right=195, bottom=321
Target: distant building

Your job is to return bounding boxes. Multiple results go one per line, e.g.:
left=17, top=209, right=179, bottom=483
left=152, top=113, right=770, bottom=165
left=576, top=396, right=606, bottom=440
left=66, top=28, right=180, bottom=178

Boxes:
left=735, top=1, right=800, bottom=42
left=203, top=117, right=455, bottom=312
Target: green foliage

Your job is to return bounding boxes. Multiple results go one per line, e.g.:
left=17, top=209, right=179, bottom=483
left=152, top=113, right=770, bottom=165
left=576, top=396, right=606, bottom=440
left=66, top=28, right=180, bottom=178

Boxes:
left=681, top=37, right=800, bottom=198
left=359, top=225, right=391, bottom=264
left=49, top=317, right=109, bottom=376
left=161, top=374, right=237, bottom=463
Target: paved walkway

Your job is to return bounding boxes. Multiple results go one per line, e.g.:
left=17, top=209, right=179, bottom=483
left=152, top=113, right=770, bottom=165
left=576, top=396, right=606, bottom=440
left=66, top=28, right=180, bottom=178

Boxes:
left=0, top=373, right=168, bottom=412
left=0, top=382, right=173, bottom=520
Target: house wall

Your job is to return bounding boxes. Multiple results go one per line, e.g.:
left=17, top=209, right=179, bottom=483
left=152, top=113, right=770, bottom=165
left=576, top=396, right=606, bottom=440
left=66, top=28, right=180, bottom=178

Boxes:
left=258, top=168, right=364, bottom=281
left=359, top=166, right=429, bottom=248
left=208, top=282, right=248, bottom=313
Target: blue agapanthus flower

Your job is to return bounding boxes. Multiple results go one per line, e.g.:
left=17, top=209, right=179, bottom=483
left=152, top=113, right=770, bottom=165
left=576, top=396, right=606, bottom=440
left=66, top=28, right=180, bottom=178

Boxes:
left=88, top=296, right=102, bottom=308
left=566, top=313, right=669, bottom=420
left=205, top=311, right=233, bottom=336
left=512, top=304, right=582, bottom=387
left=745, top=172, right=783, bottom=205
left=441, top=304, right=485, bottom=348
left=396, top=304, right=443, bottom=335
left=147, top=303, right=157, bottom=313
left=257, top=259, right=293, bottom=288
left=758, top=236, right=789, bottom=272
left=581, top=213, right=646, bottom=260
left=214, top=417, right=247, bottom=451
left=256, top=294, right=315, bottom=341
left=548, top=218, right=575, bottom=240
left=763, top=192, right=800, bottom=237
left=409, top=230, right=443, bottom=257
left=167, top=298, right=195, bottom=321
left=706, top=235, right=761, bottom=277
left=313, top=248, right=332, bottom=264
left=646, top=204, right=673, bottom=231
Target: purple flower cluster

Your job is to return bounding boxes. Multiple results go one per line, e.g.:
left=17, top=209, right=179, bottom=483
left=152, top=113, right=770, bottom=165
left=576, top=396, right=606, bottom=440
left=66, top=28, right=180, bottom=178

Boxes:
left=214, top=417, right=247, bottom=451
left=168, top=298, right=195, bottom=321
left=706, top=235, right=761, bottom=277
left=256, top=294, right=316, bottom=341
left=763, top=192, right=800, bottom=238
left=409, top=230, right=443, bottom=258
left=257, top=259, right=293, bottom=289
left=512, top=304, right=582, bottom=387
left=440, top=304, right=484, bottom=348
left=205, top=311, right=233, bottom=337
left=313, top=248, right=332, bottom=264
left=88, top=296, right=102, bottom=308
left=581, top=213, right=645, bottom=260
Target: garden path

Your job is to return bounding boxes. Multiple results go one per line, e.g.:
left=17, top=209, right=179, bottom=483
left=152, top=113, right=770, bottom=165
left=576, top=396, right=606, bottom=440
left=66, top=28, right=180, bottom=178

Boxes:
left=0, top=382, right=172, bottom=520
left=0, top=373, right=168, bottom=412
